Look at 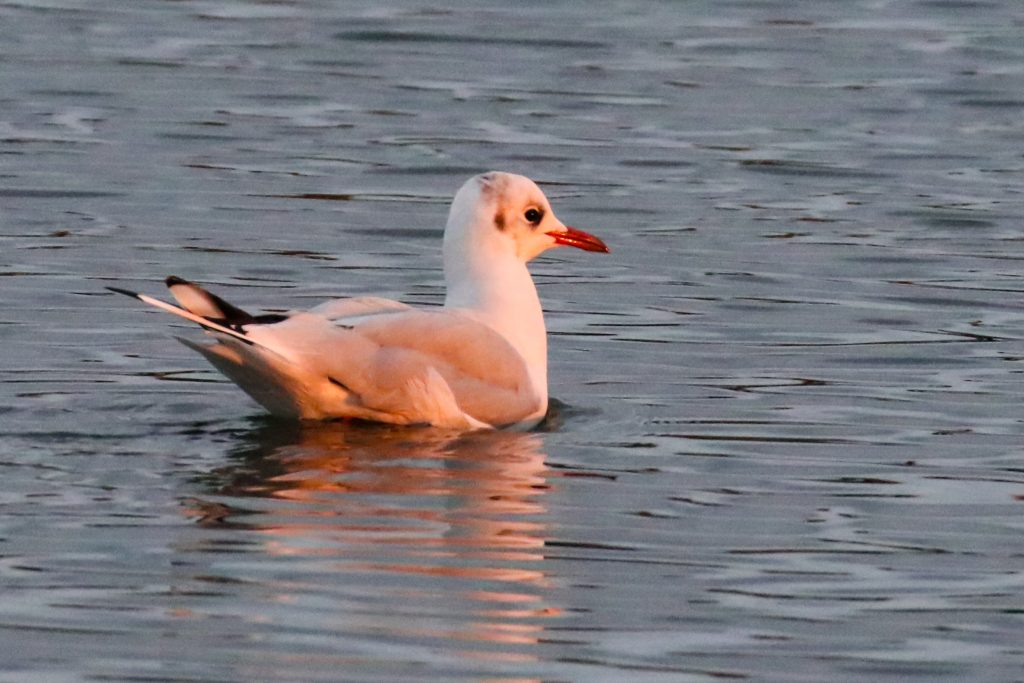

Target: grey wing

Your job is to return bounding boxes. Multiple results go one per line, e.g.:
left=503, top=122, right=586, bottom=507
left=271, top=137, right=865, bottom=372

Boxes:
left=346, top=310, right=543, bottom=426
left=235, top=305, right=542, bottom=427
left=308, top=297, right=411, bottom=325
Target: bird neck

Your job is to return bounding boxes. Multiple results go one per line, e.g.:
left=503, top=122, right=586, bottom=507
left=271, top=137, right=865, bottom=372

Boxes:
left=444, top=251, right=548, bottom=404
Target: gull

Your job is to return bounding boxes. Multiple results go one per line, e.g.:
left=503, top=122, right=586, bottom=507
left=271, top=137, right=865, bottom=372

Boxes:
left=109, top=172, right=609, bottom=430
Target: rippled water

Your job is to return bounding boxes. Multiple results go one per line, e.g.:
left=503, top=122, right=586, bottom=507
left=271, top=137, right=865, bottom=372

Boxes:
left=2, top=1, right=1024, bottom=680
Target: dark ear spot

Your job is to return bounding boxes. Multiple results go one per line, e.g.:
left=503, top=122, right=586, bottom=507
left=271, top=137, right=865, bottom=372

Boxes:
left=493, top=210, right=506, bottom=232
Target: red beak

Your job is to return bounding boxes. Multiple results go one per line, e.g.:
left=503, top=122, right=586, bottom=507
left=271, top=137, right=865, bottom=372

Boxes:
left=547, top=226, right=610, bottom=253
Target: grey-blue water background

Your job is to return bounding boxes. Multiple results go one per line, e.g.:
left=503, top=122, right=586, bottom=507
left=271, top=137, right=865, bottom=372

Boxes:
left=2, top=1, right=1024, bottom=681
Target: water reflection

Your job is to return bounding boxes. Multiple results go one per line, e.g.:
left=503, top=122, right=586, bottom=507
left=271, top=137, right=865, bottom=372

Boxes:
left=187, top=420, right=558, bottom=652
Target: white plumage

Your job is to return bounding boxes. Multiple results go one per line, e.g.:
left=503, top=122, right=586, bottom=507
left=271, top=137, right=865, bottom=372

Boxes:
left=110, top=172, right=609, bottom=430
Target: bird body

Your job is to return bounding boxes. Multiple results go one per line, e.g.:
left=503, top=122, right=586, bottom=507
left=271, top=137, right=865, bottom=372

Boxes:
left=111, top=172, right=608, bottom=430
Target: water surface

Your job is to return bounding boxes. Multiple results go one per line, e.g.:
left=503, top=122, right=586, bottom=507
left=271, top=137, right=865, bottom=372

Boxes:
left=2, top=1, right=1024, bottom=681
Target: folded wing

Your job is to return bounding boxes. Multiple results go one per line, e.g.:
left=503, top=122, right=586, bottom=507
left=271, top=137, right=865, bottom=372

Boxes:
left=246, top=308, right=541, bottom=427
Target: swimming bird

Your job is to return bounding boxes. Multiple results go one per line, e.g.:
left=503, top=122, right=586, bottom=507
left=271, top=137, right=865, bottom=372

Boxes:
left=108, top=172, right=609, bottom=430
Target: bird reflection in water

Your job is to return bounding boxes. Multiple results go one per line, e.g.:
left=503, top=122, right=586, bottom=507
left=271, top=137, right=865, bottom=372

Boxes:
left=186, top=418, right=560, bottom=653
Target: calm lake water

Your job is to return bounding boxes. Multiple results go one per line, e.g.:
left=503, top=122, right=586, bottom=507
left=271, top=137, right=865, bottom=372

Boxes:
left=2, top=1, right=1024, bottom=681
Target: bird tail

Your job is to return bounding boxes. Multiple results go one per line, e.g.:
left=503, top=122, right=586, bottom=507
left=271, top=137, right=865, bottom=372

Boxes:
left=106, top=277, right=273, bottom=346
left=107, top=277, right=333, bottom=418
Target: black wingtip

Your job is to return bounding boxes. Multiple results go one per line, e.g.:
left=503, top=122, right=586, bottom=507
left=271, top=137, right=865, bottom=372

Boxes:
left=106, top=285, right=141, bottom=299
left=165, top=275, right=190, bottom=287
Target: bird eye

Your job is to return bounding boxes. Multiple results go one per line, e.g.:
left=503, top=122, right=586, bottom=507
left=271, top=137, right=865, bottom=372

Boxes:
left=524, top=208, right=543, bottom=225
